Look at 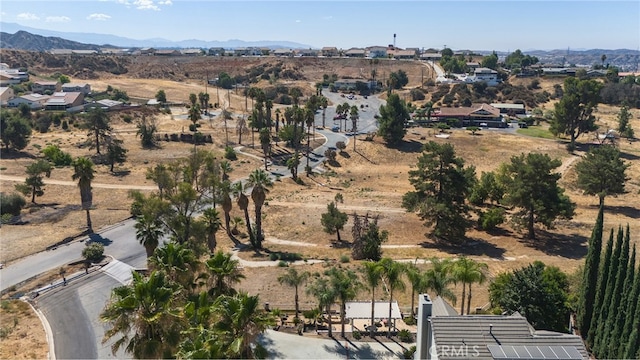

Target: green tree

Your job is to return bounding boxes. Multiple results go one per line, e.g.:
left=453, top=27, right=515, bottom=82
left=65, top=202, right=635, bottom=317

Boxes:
left=587, top=229, right=615, bottom=346
left=351, top=215, right=388, bottom=261
left=105, top=137, right=128, bottom=172
left=350, top=105, right=359, bottom=151
left=259, top=127, right=271, bottom=170
left=85, top=108, right=112, bottom=154
left=205, top=251, right=245, bottom=297
left=155, top=89, right=167, bottom=104
left=550, top=77, right=603, bottom=151
left=0, top=114, right=32, bottom=151
left=306, top=277, right=337, bottom=338
left=379, top=258, right=405, bottom=338
left=423, top=258, right=457, bottom=305
left=481, top=51, right=499, bottom=70
left=361, top=261, right=382, bottom=337
left=405, top=263, right=427, bottom=318
left=321, top=200, right=348, bottom=242
left=232, top=181, right=254, bottom=245
left=469, top=171, right=504, bottom=205
left=278, top=268, right=309, bottom=321
left=577, top=204, right=603, bottom=339
left=101, top=271, right=183, bottom=359
left=489, top=261, right=569, bottom=332
left=135, top=215, right=164, bottom=259
left=452, top=256, right=488, bottom=315
left=246, top=169, right=273, bottom=250
left=376, top=94, right=409, bottom=145
left=16, top=160, right=52, bottom=203
left=575, top=145, right=629, bottom=208
left=72, top=157, right=95, bottom=232
left=617, top=105, right=635, bottom=139
left=328, top=267, right=361, bottom=338
left=149, top=242, right=198, bottom=290
left=201, top=208, right=221, bottom=253
left=498, top=153, right=575, bottom=239
left=136, top=117, right=158, bottom=148
left=610, top=242, right=636, bottom=359
left=403, top=141, right=476, bottom=242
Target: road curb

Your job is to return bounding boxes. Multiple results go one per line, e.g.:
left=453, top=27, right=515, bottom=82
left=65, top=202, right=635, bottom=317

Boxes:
left=24, top=298, right=56, bottom=360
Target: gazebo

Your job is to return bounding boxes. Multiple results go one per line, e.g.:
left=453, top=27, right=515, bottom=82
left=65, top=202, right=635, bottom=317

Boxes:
left=345, top=301, right=402, bottom=333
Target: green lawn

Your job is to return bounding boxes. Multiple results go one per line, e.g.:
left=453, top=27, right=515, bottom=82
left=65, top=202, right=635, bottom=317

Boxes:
left=516, top=127, right=556, bottom=139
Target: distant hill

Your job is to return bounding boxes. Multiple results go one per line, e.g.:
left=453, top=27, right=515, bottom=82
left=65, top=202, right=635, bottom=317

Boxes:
left=0, top=22, right=312, bottom=49
left=0, top=30, right=103, bottom=51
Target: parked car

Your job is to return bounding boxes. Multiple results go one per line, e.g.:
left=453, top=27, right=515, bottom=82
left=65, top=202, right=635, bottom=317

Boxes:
left=331, top=126, right=340, bottom=132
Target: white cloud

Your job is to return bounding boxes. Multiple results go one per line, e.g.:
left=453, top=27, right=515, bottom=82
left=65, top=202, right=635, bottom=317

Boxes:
left=323, top=16, right=333, bottom=20
left=295, top=19, right=301, bottom=23
left=17, top=12, right=40, bottom=21
left=87, top=13, right=111, bottom=21
left=46, top=16, right=71, bottom=23
left=134, top=0, right=160, bottom=11
left=158, top=0, right=172, bottom=5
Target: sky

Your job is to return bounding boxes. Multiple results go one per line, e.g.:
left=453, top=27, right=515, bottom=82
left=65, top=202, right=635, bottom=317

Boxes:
left=1, top=0, right=639, bottom=51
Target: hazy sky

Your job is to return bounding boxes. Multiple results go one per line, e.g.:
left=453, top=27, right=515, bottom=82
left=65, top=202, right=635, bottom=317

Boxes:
left=1, top=0, right=639, bottom=50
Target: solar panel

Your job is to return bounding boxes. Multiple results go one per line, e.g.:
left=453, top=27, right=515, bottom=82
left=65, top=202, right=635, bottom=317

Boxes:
left=487, top=345, right=583, bottom=360
left=540, top=346, right=557, bottom=359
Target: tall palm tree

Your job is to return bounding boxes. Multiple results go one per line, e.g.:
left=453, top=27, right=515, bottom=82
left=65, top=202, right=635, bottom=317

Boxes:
left=405, top=262, right=427, bottom=318
left=246, top=169, right=273, bottom=250
left=201, top=208, right=222, bottom=253
left=232, top=181, right=254, bottom=246
left=101, top=270, right=183, bottom=359
left=259, top=128, right=271, bottom=170
left=451, top=256, right=488, bottom=315
left=213, top=292, right=274, bottom=359
left=72, top=157, right=95, bottom=232
left=329, top=267, right=361, bottom=338
left=135, top=215, right=164, bottom=259
left=304, top=108, right=315, bottom=169
left=205, top=250, right=245, bottom=297
left=320, top=96, right=328, bottom=128
left=379, top=257, right=405, bottom=337
left=278, top=268, right=309, bottom=320
left=307, top=277, right=337, bottom=338
left=350, top=105, right=359, bottom=151
left=150, top=242, right=198, bottom=292
left=219, top=180, right=233, bottom=237
left=423, top=257, right=457, bottom=306
left=361, top=261, right=383, bottom=337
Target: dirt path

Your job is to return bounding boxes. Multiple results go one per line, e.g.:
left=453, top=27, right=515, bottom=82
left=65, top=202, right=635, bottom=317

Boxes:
left=0, top=174, right=157, bottom=191
left=268, top=201, right=406, bottom=214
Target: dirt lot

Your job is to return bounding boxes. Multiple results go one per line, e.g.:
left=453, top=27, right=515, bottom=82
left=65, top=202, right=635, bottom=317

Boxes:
left=1, top=57, right=639, bottom=322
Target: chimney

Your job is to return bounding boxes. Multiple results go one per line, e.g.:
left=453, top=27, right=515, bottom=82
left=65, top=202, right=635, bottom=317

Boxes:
left=416, top=294, right=433, bottom=359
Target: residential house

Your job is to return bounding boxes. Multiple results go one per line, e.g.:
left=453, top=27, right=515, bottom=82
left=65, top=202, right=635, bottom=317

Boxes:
left=8, top=93, right=51, bottom=109
left=490, top=103, right=526, bottom=115
left=321, top=47, right=339, bottom=57
left=49, top=49, right=73, bottom=55
left=415, top=294, right=588, bottom=360
left=0, top=87, right=15, bottom=106
left=208, top=47, right=226, bottom=56
left=296, top=48, right=318, bottom=57
left=62, top=83, right=91, bottom=95
left=32, top=81, right=62, bottom=94
left=273, top=48, right=293, bottom=57
left=181, top=48, right=203, bottom=56
left=155, top=49, right=181, bottom=56
left=139, top=47, right=156, bottom=55
left=472, top=67, right=500, bottom=86
left=234, top=47, right=250, bottom=56
left=0, top=73, right=22, bottom=86
left=333, top=79, right=376, bottom=91
left=421, top=53, right=442, bottom=61
left=432, top=103, right=504, bottom=127
left=467, top=62, right=480, bottom=69
left=84, top=99, right=124, bottom=111
left=0, top=68, right=29, bottom=82
left=344, top=48, right=366, bottom=58
left=72, top=50, right=98, bottom=55
left=391, top=49, right=416, bottom=60
left=366, top=46, right=388, bottom=59
left=44, top=92, right=84, bottom=111
left=542, top=68, right=576, bottom=77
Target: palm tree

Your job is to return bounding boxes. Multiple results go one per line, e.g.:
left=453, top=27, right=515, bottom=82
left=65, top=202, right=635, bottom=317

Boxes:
left=72, top=157, right=95, bottom=233
left=101, top=270, right=183, bottom=359
left=405, top=262, right=426, bottom=318
left=350, top=105, right=359, bottom=151
left=278, top=268, right=310, bottom=320
left=274, top=108, right=281, bottom=134
left=259, top=128, right=271, bottom=170
left=219, top=180, right=233, bottom=237
left=201, top=208, right=222, bottom=253
left=135, top=215, right=164, bottom=259
left=329, top=267, right=361, bottom=337
left=246, top=169, right=273, bottom=250
left=307, top=277, right=337, bottom=338
left=205, top=250, right=245, bottom=297
left=451, top=256, right=488, bottom=315
left=213, top=292, right=274, bottom=358
left=150, top=242, right=198, bottom=291
left=320, top=96, right=328, bottom=128
left=232, top=182, right=254, bottom=246
left=361, top=261, right=383, bottom=337
left=379, top=257, right=405, bottom=337
left=230, top=216, right=243, bottom=235
left=423, top=257, right=457, bottom=306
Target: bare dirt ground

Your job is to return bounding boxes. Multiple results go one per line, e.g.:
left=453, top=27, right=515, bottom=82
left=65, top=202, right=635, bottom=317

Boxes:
left=1, top=57, right=639, bottom=330
left=0, top=300, right=48, bottom=359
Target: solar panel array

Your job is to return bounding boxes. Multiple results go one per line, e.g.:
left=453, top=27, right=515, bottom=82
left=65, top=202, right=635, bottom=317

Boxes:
left=487, top=345, right=583, bottom=360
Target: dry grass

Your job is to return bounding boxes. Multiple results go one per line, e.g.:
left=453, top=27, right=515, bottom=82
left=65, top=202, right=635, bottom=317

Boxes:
left=0, top=300, right=48, bottom=359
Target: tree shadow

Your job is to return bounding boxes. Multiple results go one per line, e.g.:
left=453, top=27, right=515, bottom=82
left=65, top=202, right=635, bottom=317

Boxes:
left=390, top=139, right=423, bottom=154
left=256, top=333, right=285, bottom=359
left=518, top=230, right=587, bottom=259
left=339, top=151, right=351, bottom=158
left=601, top=205, right=640, bottom=219
left=87, top=233, right=113, bottom=246
left=618, top=151, right=640, bottom=161
left=0, top=149, right=37, bottom=159
left=322, top=340, right=401, bottom=360
left=110, top=169, right=131, bottom=177
left=354, top=149, right=377, bottom=164
left=419, top=236, right=506, bottom=259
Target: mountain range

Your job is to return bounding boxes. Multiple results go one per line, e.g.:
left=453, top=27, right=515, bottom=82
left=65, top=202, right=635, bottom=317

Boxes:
left=0, top=22, right=312, bottom=50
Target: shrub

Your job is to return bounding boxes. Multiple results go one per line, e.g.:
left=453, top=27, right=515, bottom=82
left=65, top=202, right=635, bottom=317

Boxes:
left=340, top=254, right=350, bottom=263
left=42, top=145, right=73, bottom=166
left=478, top=207, right=506, bottom=230
left=188, top=123, right=197, bottom=132
left=61, top=120, right=69, bottom=130
left=403, top=316, right=416, bottom=326
left=410, top=88, right=426, bottom=101
left=122, top=115, right=133, bottom=123
left=403, top=346, right=417, bottom=359
left=224, top=146, right=237, bottom=160
left=324, top=149, right=337, bottom=162
left=352, top=330, right=362, bottom=340
left=336, top=141, right=346, bottom=151
left=0, top=192, right=26, bottom=216
left=277, top=260, right=288, bottom=267
left=398, top=329, right=414, bottom=343
left=82, top=243, right=104, bottom=262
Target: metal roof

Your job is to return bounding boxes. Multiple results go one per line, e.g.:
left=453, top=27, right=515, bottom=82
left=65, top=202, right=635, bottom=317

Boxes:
left=345, top=301, right=401, bottom=320
left=432, top=296, right=458, bottom=316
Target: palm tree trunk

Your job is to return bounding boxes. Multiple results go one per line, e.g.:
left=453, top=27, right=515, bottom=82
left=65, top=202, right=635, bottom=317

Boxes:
left=294, top=286, right=299, bottom=320
left=467, top=284, right=473, bottom=315
left=224, top=211, right=231, bottom=236
left=327, top=305, right=333, bottom=338
left=527, top=207, right=535, bottom=240
left=460, top=283, right=466, bottom=315
left=411, top=289, right=415, bottom=318
left=207, top=233, right=216, bottom=253
left=387, top=289, right=393, bottom=338
left=341, top=301, right=346, bottom=338
left=243, top=208, right=253, bottom=244
left=255, top=206, right=263, bottom=249
left=86, top=208, right=93, bottom=233
left=370, top=289, right=376, bottom=338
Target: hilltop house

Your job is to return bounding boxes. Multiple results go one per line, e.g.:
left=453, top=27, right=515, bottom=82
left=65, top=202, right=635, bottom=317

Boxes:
left=472, top=67, right=500, bottom=86
left=366, top=46, right=388, bottom=58
left=345, top=48, right=366, bottom=58
left=0, top=87, right=15, bottom=106
left=62, top=83, right=92, bottom=95
left=432, top=103, right=504, bottom=127
left=208, top=47, right=225, bottom=56
left=44, top=92, right=84, bottom=112
left=321, top=47, right=339, bottom=57
left=8, top=93, right=51, bottom=109
left=32, top=81, right=62, bottom=94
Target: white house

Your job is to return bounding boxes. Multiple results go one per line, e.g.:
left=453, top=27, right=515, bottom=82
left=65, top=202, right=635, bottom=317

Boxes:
left=8, top=94, right=51, bottom=109
left=62, top=83, right=91, bottom=95
left=472, top=67, right=500, bottom=86
left=0, top=87, right=15, bottom=106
